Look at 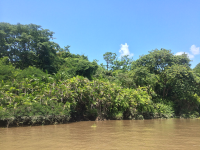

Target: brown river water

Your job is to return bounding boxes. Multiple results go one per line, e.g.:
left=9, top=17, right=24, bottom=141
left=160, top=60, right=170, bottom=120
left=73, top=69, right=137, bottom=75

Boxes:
left=0, top=119, right=200, bottom=150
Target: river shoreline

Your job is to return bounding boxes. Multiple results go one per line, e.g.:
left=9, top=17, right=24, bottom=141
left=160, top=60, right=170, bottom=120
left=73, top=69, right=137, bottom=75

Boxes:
left=1, top=116, right=199, bottom=128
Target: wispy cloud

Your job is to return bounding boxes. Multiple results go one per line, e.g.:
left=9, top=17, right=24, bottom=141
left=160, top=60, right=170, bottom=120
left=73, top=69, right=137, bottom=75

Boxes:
left=190, top=45, right=200, bottom=55
left=119, top=43, right=134, bottom=58
left=175, top=52, right=194, bottom=59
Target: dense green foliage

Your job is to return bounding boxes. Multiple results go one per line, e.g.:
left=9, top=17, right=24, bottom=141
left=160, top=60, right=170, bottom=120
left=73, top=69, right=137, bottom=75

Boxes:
left=0, top=23, right=200, bottom=127
left=194, top=63, right=200, bottom=74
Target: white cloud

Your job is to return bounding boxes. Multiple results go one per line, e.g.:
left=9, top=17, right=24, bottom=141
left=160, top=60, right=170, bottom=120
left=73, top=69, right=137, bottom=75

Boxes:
left=175, top=52, right=194, bottom=59
left=190, top=45, right=200, bottom=55
left=175, top=45, right=199, bottom=60
left=119, top=43, right=134, bottom=58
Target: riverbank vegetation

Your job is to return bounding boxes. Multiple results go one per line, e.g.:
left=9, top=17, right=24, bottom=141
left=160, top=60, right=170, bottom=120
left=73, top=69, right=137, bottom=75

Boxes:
left=0, top=23, right=200, bottom=127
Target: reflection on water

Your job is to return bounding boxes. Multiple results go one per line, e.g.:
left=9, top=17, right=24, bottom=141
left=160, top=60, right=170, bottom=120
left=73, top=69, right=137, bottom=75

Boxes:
left=1, top=119, right=200, bottom=150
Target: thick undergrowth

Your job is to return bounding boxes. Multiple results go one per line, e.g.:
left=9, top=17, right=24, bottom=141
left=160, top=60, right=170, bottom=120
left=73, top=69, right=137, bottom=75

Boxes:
left=0, top=76, right=175, bottom=127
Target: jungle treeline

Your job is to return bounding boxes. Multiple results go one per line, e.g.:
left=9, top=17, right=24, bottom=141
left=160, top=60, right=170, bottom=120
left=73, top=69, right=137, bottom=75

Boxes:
left=0, top=22, right=200, bottom=127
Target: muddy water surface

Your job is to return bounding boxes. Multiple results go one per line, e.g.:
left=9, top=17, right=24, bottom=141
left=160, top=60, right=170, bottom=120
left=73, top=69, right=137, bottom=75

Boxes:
left=1, top=119, right=200, bottom=150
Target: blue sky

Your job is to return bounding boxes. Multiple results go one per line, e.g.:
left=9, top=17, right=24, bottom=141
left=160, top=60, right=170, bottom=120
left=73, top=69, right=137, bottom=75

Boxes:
left=1, top=0, right=200, bottom=68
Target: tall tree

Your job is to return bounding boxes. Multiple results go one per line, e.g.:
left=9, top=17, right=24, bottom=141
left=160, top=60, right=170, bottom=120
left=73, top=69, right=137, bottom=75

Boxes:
left=103, top=52, right=116, bottom=70
left=112, top=55, right=133, bottom=71
left=131, top=48, right=191, bottom=72
left=130, top=49, right=200, bottom=115
left=0, top=23, right=60, bottom=73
